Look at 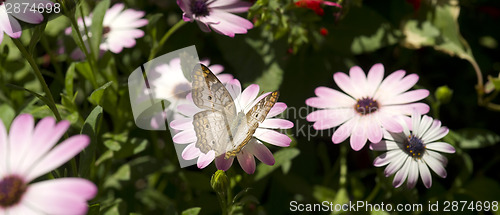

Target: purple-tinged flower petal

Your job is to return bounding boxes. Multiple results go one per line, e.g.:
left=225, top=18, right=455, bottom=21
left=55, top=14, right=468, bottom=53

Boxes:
left=260, top=118, right=294, bottom=129
left=384, top=152, right=407, bottom=176
left=423, top=153, right=447, bottom=178
left=197, top=151, right=215, bottom=169
left=21, top=179, right=95, bottom=215
left=26, top=135, right=89, bottom=181
left=245, top=140, right=275, bottom=165
left=19, top=118, right=70, bottom=175
left=384, top=89, right=429, bottom=105
left=103, top=3, right=125, bottom=24
left=267, top=102, right=287, bottom=118
left=366, top=63, right=384, bottom=95
left=370, top=140, right=399, bottom=151
left=0, top=10, right=22, bottom=38
left=8, top=114, right=34, bottom=172
left=182, top=143, right=201, bottom=160
left=350, top=120, right=368, bottom=151
left=240, top=84, right=260, bottom=110
left=237, top=150, right=255, bottom=174
left=170, top=118, right=194, bottom=130
left=373, top=150, right=398, bottom=166
left=392, top=156, right=411, bottom=188
left=422, top=126, right=449, bottom=143
left=332, top=117, right=357, bottom=144
left=426, top=142, right=455, bottom=153
left=333, top=71, right=362, bottom=99
left=348, top=66, right=368, bottom=96
left=0, top=119, right=8, bottom=176
left=215, top=155, right=234, bottom=171
left=378, top=113, right=403, bottom=133
left=254, top=128, right=291, bottom=147
left=366, top=116, right=383, bottom=143
left=173, top=129, right=197, bottom=144
left=309, top=110, right=354, bottom=130
left=406, top=160, right=419, bottom=188
left=418, top=160, right=432, bottom=188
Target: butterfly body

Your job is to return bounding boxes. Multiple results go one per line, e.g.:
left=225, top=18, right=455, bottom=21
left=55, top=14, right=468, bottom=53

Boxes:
left=190, top=64, right=279, bottom=159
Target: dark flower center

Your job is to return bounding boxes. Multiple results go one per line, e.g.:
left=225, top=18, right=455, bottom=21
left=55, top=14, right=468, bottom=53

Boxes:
left=173, top=83, right=191, bottom=99
left=0, top=175, right=27, bottom=208
left=191, top=0, right=210, bottom=17
left=103, top=26, right=111, bottom=36
left=354, top=97, right=379, bottom=115
left=404, top=134, right=425, bottom=158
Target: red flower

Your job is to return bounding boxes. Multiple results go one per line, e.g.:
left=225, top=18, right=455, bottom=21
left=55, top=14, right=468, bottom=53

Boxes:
left=295, top=0, right=341, bottom=16
left=320, top=27, right=328, bottom=36
left=406, top=0, right=421, bottom=11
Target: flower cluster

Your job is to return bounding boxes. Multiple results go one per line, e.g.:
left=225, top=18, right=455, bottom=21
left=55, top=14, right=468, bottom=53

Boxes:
left=306, top=63, right=455, bottom=188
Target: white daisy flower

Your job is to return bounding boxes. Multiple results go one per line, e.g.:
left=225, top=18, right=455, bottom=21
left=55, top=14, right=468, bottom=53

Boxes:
left=370, top=111, right=455, bottom=188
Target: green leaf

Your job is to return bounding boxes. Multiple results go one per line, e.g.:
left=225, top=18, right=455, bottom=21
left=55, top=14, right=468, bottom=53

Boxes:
left=312, top=185, right=336, bottom=203
left=104, top=164, right=131, bottom=189
left=65, top=63, right=76, bottom=97
left=79, top=106, right=103, bottom=178
left=182, top=207, right=201, bottom=215
left=75, top=61, right=94, bottom=83
left=402, top=3, right=477, bottom=69
left=88, top=81, right=113, bottom=105
left=6, top=84, right=59, bottom=119
left=90, top=0, right=110, bottom=60
left=255, top=148, right=300, bottom=181
left=456, top=128, right=500, bottom=149
left=464, top=177, right=500, bottom=201
left=0, top=104, right=15, bottom=128
left=329, top=6, right=401, bottom=55
left=88, top=204, right=100, bottom=215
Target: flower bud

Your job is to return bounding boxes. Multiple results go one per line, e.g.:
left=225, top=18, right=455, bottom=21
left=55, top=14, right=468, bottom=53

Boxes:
left=211, top=170, right=229, bottom=195
left=435, top=85, right=453, bottom=104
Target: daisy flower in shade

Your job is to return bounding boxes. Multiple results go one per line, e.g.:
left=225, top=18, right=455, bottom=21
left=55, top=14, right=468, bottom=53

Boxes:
left=0, top=0, right=52, bottom=44
left=170, top=79, right=293, bottom=174
left=147, top=57, right=233, bottom=129
left=65, top=3, right=148, bottom=59
left=0, top=114, right=97, bottom=214
left=370, top=111, right=455, bottom=188
left=177, top=0, right=253, bottom=37
left=306, top=63, right=430, bottom=151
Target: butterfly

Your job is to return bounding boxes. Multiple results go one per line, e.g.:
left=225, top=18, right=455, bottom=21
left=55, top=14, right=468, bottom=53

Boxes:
left=191, top=64, right=279, bottom=159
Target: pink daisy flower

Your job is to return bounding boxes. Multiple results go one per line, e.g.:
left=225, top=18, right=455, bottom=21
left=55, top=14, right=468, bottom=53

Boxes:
left=66, top=3, right=148, bottom=59
left=0, top=114, right=97, bottom=214
left=170, top=79, right=293, bottom=174
left=370, top=111, right=455, bottom=188
left=177, top=0, right=253, bottom=37
left=306, top=63, right=430, bottom=151
left=0, top=0, right=52, bottom=44
left=147, top=58, right=233, bottom=129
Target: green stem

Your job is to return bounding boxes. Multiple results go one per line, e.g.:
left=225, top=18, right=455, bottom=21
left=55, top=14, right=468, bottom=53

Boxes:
left=217, top=191, right=228, bottom=215
left=12, top=39, right=63, bottom=122
left=339, top=144, right=347, bottom=187
left=67, top=7, right=99, bottom=88
left=148, top=20, right=186, bottom=61
left=364, top=181, right=381, bottom=202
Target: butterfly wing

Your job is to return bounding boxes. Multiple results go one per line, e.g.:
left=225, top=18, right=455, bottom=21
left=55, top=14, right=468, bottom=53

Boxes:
left=193, top=110, right=233, bottom=155
left=191, top=64, right=237, bottom=156
left=191, top=64, right=237, bottom=117
left=224, top=91, right=280, bottom=158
